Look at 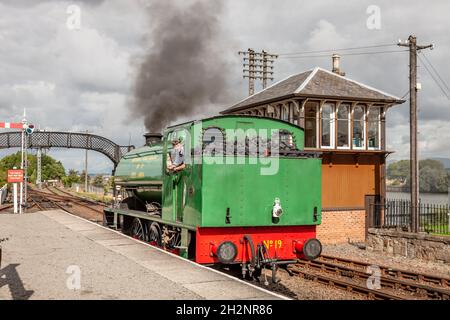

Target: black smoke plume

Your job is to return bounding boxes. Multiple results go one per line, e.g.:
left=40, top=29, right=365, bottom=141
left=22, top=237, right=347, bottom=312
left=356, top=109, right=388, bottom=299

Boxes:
left=132, top=1, right=229, bottom=132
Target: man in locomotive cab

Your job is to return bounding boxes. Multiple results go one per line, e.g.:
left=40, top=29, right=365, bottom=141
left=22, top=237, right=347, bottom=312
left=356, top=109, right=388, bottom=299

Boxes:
left=167, top=137, right=186, bottom=173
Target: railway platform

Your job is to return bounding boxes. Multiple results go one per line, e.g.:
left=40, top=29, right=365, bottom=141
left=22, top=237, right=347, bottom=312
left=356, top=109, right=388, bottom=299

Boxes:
left=0, top=210, right=286, bottom=300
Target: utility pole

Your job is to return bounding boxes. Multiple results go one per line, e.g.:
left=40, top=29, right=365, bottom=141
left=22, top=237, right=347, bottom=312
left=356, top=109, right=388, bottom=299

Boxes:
left=398, top=35, right=433, bottom=233
left=239, top=48, right=256, bottom=95
left=261, top=50, right=277, bottom=89
left=239, top=49, right=278, bottom=96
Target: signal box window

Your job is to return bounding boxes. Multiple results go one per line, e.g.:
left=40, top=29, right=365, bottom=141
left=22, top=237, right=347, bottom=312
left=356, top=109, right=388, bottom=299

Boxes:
left=368, top=107, right=381, bottom=149
left=321, top=103, right=335, bottom=148
left=281, top=105, right=289, bottom=122
left=304, top=102, right=318, bottom=148
left=352, top=104, right=365, bottom=149
left=292, top=103, right=299, bottom=126
left=337, top=103, right=350, bottom=148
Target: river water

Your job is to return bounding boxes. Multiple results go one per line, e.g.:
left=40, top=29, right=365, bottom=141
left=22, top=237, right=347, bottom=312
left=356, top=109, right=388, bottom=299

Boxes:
left=387, top=192, right=449, bottom=205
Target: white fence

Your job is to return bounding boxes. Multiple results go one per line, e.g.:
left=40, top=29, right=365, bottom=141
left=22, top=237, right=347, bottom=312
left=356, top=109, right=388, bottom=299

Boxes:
left=71, top=183, right=106, bottom=195
left=0, top=184, right=7, bottom=205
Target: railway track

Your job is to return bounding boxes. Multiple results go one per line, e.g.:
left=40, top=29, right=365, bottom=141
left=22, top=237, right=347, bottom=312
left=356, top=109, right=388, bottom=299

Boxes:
left=46, top=186, right=106, bottom=206
left=0, top=204, right=14, bottom=212
left=27, top=187, right=104, bottom=222
left=318, top=254, right=449, bottom=289
left=30, top=188, right=104, bottom=215
left=0, top=186, right=104, bottom=220
left=28, top=194, right=65, bottom=211
left=289, top=255, right=450, bottom=300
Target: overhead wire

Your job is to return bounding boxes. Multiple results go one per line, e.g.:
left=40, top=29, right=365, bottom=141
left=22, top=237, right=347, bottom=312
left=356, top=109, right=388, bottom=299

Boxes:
left=400, top=90, right=410, bottom=100
left=278, top=49, right=408, bottom=59
left=417, top=53, right=450, bottom=101
left=419, top=52, right=450, bottom=93
left=264, top=43, right=450, bottom=103
left=277, top=43, right=397, bottom=56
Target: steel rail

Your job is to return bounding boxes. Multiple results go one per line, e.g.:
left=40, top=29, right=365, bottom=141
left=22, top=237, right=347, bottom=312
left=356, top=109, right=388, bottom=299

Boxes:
left=44, top=187, right=104, bottom=206
left=29, top=189, right=104, bottom=214
left=0, top=204, right=14, bottom=212
left=318, top=254, right=450, bottom=288
left=297, top=259, right=450, bottom=300
left=289, top=266, right=404, bottom=300
left=29, top=193, right=84, bottom=216
left=55, top=187, right=108, bottom=206
left=28, top=196, right=45, bottom=211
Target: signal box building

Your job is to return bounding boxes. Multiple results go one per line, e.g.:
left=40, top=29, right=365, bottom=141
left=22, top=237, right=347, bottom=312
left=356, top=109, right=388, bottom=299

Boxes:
left=221, top=62, right=405, bottom=244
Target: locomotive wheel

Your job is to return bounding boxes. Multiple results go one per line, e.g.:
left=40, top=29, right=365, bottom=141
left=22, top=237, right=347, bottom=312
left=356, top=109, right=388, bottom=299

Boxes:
left=167, top=229, right=181, bottom=250
left=148, top=222, right=162, bottom=247
left=131, top=218, right=147, bottom=241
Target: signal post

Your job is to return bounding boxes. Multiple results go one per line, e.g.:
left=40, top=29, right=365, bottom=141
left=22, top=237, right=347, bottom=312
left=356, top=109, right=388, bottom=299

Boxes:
left=1, top=116, right=35, bottom=213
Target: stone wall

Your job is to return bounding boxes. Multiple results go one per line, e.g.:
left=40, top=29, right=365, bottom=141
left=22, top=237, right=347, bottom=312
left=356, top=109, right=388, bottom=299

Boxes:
left=317, top=210, right=366, bottom=244
left=367, top=228, right=450, bottom=264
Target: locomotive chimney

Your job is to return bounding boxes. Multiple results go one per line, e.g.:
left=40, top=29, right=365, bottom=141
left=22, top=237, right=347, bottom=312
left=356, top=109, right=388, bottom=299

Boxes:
left=332, top=54, right=345, bottom=76
left=143, top=133, right=162, bottom=146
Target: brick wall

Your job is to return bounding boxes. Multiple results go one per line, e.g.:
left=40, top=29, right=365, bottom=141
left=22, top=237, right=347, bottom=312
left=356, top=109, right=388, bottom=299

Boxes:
left=317, top=210, right=366, bottom=244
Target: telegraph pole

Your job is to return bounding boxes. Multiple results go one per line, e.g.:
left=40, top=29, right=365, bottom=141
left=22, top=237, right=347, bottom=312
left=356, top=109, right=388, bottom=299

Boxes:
left=398, top=35, right=433, bottom=233
left=261, top=50, right=277, bottom=89
left=239, top=48, right=256, bottom=95
left=239, top=49, right=278, bottom=95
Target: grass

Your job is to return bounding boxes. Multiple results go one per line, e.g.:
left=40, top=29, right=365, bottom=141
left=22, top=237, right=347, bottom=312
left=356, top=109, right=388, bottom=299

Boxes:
left=422, top=223, right=449, bottom=236
left=430, top=230, right=450, bottom=237
left=71, top=190, right=113, bottom=204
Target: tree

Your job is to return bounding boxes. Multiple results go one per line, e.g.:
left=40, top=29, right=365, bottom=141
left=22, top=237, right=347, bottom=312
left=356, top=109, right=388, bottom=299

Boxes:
left=62, top=169, right=81, bottom=187
left=416, top=160, right=448, bottom=193
left=93, top=175, right=104, bottom=188
left=0, top=152, right=66, bottom=185
left=387, top=159, right=448, bottom=193
left=387, top=160, right=410, bottom=182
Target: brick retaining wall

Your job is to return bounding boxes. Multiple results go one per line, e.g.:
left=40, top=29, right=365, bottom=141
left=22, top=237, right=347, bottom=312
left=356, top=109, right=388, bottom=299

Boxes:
left=317, top=210, right=366, bottom=244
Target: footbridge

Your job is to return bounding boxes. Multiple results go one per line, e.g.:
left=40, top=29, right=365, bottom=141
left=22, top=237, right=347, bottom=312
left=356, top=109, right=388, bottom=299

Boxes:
left=0, top=131, right=134, bottom=168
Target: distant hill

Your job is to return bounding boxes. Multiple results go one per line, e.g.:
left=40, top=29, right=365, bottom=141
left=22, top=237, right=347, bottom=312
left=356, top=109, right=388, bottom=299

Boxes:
left=432, top=158, right=450, bottom=169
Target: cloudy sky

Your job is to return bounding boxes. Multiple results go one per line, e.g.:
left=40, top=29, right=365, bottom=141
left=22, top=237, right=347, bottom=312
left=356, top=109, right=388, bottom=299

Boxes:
left=0, top=0, right=449, bottom=174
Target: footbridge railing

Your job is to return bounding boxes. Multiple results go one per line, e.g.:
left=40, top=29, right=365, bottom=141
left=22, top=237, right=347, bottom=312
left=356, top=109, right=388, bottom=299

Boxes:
left=0, top=131, right=134, bottom=167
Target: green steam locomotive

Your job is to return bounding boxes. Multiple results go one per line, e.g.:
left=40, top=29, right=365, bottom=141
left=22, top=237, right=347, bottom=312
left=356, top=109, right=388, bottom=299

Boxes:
left=104, top=115, right=322, bottom=280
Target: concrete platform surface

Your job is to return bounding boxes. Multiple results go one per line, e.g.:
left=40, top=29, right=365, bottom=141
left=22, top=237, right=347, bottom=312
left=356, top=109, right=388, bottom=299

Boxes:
left=0, top=210, right=286, bottom=300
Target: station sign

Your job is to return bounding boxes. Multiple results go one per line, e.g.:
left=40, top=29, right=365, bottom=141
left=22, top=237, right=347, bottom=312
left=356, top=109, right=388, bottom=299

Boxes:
left=7, top=169, right=24, bottom=183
